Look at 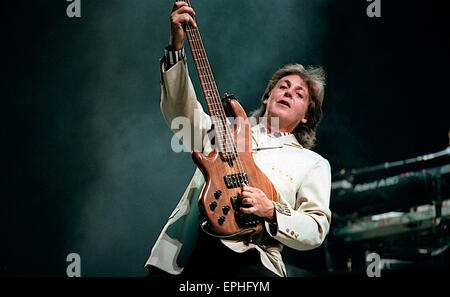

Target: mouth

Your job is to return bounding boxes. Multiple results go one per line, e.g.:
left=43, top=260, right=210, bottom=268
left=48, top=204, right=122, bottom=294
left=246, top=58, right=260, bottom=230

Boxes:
left=277, top=99, right=291, bottom=108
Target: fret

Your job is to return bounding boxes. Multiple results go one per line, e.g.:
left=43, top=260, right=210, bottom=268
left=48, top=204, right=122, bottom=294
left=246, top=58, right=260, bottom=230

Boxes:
left=191, top=47, right=207, bottom=52
left=196, top=65, right=212, bottom=70
left=192, top=53, right=208, bottom=59
left=205, top=98, right=221, bottom=105
left=200, top=80, right=218, bottom=86
left=206, top=97, right=220, bottom=101
left=204, top=92, right=219, bottom=97
left=184, top=4, right=238, bottom=157
left=215, top=130, right=235, bottom=143
left=199, top=74, right=215, bottom=79
left=208, top=110, right=225, bottom=117
left=197, top=71, right=213, bottom=77
left=186, top=35, right=200, bottom=40
left=193, top=60, right=209, bottom=66
left=203, top=90, right=218, bottom=97
left=200, top=86, right=219, bottom=95
left=202, top=90, right=219, bottom=99
left=192, top=53, right=207, bottom=58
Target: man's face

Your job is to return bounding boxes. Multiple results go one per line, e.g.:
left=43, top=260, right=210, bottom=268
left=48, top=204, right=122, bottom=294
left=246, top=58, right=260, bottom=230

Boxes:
left=263, top=74, right=310, bottom=132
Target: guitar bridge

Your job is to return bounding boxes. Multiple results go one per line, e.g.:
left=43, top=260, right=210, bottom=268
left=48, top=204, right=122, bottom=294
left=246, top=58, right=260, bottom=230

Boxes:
left=235, top=212, right=262, bottom=228
left=230, top=194, right=263, bottom=228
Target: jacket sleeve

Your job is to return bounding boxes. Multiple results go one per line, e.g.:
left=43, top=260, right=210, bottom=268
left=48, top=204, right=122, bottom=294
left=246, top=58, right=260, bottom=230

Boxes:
left=264, top=158, right=332, bottom=250
left=159, top=58, right=212, bottom=152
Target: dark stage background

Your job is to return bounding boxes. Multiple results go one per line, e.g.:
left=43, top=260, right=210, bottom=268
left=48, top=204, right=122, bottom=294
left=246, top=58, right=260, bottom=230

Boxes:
left=2, top=0, right=449, bottom=276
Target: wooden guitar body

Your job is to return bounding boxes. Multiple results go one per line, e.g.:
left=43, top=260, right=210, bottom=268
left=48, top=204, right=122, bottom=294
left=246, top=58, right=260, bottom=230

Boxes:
left=192, top=96, right=278, bottom=237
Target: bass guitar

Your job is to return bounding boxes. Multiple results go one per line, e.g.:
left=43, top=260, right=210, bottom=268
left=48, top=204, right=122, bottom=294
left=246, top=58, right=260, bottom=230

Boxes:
left=182, top=0, right=278, bottom=238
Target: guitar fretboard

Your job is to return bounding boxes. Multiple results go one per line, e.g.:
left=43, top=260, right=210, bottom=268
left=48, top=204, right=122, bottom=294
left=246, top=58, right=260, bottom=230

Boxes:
left=183, top=0, right=235, bottom=155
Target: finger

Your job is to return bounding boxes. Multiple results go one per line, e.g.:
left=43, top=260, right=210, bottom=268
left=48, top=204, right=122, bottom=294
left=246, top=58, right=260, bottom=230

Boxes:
left=173, top=13, right=197, bottom=28
left=241, top=198, right=253, bottom=205
left=240, top=206, right=257, bottom=214
left=241, top=184, right=255, bottom=192
left=240, top=190, right=252, bottom=196
left=255, top=189, right=266, bottom=197
left=174, top=6, right=196, bottom=16
left=241, top=191, right=257, bottom=201
left=172, top=1, right=189, bottom=12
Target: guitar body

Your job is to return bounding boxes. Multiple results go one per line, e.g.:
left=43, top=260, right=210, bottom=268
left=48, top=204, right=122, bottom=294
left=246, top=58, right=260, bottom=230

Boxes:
left=192, top=96, right=278, bottom=236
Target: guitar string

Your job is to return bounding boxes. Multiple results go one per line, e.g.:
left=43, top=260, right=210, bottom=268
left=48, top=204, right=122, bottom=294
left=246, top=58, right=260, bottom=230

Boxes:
left=183, top=1, right=261, bottom=237
left=183, top=12, right=227, bottom=154
left=184, top=0, right=242, bottom=167
left=187, top=29, right=256, bottom=232
left=184, top=29, right=228, bottom=156
left=187, top=26, right=248, bottom=181
left=187, top=26, right=234, bottom=158
left=184, top=0, right=226, bottom=150
left=187, top=8, right=247, bottom=179
left=184, top=1, right=248, bottom=182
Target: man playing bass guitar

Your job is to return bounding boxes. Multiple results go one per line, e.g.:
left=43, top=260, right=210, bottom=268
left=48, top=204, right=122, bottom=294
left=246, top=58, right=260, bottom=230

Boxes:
left=146, top=1, right=331, bottom=277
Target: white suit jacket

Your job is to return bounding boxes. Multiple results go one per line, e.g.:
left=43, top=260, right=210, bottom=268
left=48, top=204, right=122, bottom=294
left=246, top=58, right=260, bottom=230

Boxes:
left=145, top=58, right=332, bottom=277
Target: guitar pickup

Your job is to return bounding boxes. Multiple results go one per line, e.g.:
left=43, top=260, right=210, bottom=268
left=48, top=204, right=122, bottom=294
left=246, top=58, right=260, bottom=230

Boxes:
left=224, top=172, right=249, bottom=188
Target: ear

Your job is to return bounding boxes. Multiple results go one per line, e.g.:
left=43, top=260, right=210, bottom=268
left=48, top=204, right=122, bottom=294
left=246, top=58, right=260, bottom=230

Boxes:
left=262, top=93, right=270, bottom=106
left=300, top=113, right=309, bottom=124
left=261, top=84, right=271, bottom=103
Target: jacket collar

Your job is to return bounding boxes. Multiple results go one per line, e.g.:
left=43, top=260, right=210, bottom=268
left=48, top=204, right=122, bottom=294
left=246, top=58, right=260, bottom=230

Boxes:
left=251, top=122, right=303, bottom=149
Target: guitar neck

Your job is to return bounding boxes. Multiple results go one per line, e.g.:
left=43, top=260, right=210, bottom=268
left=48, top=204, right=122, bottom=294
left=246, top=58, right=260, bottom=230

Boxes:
left=183, top=1, right=225, bottom=121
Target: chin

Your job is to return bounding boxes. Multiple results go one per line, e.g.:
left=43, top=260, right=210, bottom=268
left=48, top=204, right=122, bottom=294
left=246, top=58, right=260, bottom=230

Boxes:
left=270, top=108, right=290, bottom=119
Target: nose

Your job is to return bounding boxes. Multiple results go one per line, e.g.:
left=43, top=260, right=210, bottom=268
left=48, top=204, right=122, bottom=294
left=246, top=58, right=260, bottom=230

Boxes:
left=284, top=91, right=292, bottom=98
